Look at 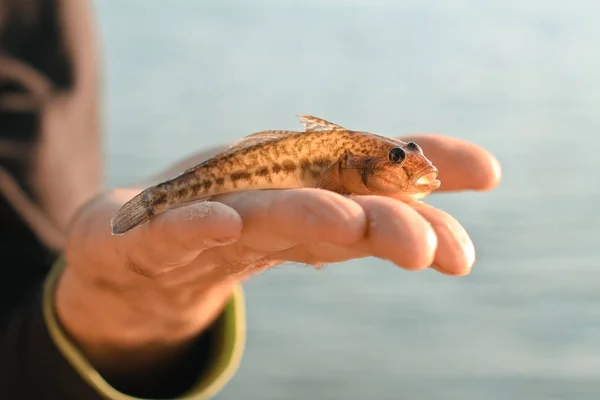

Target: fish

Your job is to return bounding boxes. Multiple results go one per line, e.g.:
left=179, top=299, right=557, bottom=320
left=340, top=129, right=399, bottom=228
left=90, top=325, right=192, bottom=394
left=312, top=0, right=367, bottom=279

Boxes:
left=110, top=115, right=441, bottom=235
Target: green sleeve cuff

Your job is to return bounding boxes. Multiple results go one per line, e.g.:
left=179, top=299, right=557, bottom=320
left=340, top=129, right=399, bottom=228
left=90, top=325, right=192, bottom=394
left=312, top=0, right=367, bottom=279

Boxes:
left=42, top=256, right=246, bottom=400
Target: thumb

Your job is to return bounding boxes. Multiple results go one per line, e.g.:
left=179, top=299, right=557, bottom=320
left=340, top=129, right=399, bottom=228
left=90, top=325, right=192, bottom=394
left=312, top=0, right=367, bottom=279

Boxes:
left=117, top=200, right=243, bottom=273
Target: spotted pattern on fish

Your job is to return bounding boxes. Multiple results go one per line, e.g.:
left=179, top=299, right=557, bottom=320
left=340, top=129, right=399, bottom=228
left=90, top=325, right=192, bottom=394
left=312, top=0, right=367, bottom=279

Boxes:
left=110, top=115, right=441, bottom=234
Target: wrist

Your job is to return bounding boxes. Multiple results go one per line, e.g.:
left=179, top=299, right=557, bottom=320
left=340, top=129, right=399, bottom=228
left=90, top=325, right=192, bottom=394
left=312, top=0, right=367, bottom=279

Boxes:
left=54, top=258, right=236, bottom=371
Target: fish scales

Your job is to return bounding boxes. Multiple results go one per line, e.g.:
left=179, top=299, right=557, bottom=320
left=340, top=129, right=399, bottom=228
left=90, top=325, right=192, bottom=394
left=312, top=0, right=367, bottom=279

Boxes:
left=111, top=115, right=441, bottom=235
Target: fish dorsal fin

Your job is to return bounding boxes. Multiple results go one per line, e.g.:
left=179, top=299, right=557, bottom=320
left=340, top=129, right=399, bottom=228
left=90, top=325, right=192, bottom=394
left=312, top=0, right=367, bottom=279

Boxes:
left=297, top=115, right=347, bottom=132
left=214, top=130, right=296, bottom=158
left=212, top=115, right=345, bottom=159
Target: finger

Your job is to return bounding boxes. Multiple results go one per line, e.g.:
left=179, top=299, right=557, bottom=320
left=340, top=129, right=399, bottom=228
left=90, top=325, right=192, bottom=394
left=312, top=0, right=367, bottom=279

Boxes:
left=410, top=202, right=475, bottom=276
left=274, top=202, right=476, bottom=276
left=113, top=193, right=243, bottom=272
left=399, top=134, right=502, bottom=192
left=273, top=196, right=438, bottom=271
left=186, top=188, right=368, bottom=279
left=352, top=196, right=438, bottom=270
left=269, top=242, right=369, bottom=267
left=213, top=188, right=368, bottom=253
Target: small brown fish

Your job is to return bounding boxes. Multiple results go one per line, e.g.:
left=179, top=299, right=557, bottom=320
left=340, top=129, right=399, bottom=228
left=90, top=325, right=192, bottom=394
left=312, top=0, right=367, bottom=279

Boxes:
left=111, top=115, right=441, bottom=235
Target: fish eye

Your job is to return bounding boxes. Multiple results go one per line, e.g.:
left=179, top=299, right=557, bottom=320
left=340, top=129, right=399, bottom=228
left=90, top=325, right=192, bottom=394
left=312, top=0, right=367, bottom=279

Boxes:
left=388, top=147, right=406, bottom=164
left=406, top=141, right=421, bottom=152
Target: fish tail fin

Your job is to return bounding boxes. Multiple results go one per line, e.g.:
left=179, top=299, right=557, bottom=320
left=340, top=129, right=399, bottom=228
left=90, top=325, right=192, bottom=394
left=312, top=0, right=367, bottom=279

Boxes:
left=111, top=191, right=153, bottom=235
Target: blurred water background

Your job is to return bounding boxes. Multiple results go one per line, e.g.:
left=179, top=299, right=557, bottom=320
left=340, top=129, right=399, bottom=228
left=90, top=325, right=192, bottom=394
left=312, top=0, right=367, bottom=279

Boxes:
left=95, top=1, right=600, bottom=398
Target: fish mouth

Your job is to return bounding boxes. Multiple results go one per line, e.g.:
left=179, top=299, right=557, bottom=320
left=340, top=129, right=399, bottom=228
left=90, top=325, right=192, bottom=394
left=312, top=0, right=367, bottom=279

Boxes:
left=412, top=168, right=441, bottom=191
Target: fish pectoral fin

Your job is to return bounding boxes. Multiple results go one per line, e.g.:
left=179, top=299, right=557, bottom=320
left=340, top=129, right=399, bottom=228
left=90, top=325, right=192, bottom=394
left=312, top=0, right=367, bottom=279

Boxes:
left=315, top=158, right=350, bottom=195
left=296, top=115, right=347, bottom=132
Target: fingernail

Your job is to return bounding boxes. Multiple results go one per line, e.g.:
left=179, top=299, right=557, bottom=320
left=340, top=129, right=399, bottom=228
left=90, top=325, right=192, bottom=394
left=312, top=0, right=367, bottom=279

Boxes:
left=204, top=236, right=239, bottom=247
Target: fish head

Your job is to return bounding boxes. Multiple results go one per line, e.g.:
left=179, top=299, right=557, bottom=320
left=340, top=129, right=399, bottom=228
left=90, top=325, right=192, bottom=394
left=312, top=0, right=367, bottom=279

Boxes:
left=340, top=140, right=441, bottom=201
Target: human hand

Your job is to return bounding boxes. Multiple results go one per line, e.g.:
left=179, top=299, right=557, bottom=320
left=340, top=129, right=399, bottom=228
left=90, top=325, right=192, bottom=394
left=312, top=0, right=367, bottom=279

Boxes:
left=54, top=133, right=500, bottom=389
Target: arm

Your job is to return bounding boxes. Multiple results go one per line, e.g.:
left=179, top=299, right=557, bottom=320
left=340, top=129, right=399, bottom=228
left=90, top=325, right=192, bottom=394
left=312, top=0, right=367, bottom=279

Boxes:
left=1, top=0, right=240, bottom=396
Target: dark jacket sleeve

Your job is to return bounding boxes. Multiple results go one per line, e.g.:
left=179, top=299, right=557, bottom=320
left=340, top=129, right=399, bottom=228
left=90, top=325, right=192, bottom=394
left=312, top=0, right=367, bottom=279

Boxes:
left=0, top=282, right=106, bottom=400
left=0, top=1, right=105, bottom=397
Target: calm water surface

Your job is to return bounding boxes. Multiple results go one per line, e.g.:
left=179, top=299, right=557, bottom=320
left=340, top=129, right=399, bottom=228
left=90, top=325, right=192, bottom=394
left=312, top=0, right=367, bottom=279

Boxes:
left=95, top=1, right=600, bottom=398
